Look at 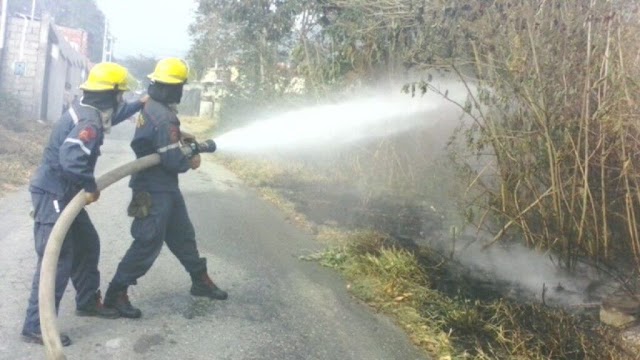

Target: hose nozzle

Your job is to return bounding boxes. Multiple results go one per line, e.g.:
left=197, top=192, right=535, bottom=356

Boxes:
left=197, top=139, right=217, bottom=153
left=182, top=139, right=217, bottom=157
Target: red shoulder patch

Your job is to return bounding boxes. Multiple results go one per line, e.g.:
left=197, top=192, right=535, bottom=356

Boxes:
left=78, top=126, right=97, bottom=144
left=169, top=126, right=180, bottom=143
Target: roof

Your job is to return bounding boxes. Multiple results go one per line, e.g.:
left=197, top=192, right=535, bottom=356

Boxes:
left=8, top=13, right=90, bottom=69
left=50, top=24, right=90, bottom=68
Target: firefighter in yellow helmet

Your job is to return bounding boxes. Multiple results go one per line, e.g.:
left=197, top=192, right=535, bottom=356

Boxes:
left=103, top=58, right=227, bottom=319
left=147, top=57, right=190, bottom=84
left=81, top=61, right=130, bottom=91
left=22, top=62, right=147, bottom=346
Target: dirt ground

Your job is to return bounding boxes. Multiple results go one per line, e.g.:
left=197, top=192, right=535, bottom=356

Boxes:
left=0, top=123, right=48, bottom=194
left=270, top=178, right=442, bottom=240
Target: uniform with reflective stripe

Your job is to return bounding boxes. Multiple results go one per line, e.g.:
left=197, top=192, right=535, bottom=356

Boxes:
left=109, top=98, right=207, bottom=292
left=30, top=99, right=143, bottom=199
left=23, top=98, right=144, bottom=336
left=129, top=99, right=191, bottom=192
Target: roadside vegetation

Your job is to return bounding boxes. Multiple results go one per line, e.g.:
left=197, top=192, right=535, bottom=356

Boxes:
left=308, top=230, right=631, bottom=359
left=186, top=0, right=640, bottom=358
left=190, top=0, right=640, bottom=275
left=0, top=93, right=47, bottom=193
left=182, top=118, right=634, bottom=359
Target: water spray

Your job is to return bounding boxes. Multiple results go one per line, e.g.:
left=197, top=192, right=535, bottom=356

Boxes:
left=211, top=95, right=449, bottom=155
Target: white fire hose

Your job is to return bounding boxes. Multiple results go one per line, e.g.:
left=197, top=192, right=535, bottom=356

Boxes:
left=38, top=154, right=161, bottom=360
left=38, top=138, right=217, bottom=359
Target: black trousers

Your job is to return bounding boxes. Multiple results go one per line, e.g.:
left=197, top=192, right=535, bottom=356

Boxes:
left=23, top=191, right=101, bottom=333
left=110, top=191, right=207, bottom=287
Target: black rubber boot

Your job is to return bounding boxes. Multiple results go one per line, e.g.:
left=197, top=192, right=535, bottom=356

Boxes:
left=190, top=271, right=228, bottom=300
left=21, top=330, right=71, bottom=347
left=104, top=284, right=142, bottom=319
left=75, top=290, right=119, bottom=319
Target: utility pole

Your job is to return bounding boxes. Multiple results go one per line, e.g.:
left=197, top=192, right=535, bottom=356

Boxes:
left=0, top=0, right=7, bottom=85
left=0, top=0, right=8, bottom=52
left=101, top=18, right=116, bottom=62
left=101, top=18, right=109, bottom=62
left=107, top=36, right=115, bottom=61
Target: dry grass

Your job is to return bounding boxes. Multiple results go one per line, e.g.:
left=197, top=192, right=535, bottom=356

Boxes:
left=255, top=186, right=315, bottom=232
left=0, top=122, right=48, bottom=194
left=180, top=116, right=218, bottom=140
left=421, top=0, right=640, bottom=272
left=308, top=229, right=631, bottom=360
left=218, top=157, right=292, bottom=187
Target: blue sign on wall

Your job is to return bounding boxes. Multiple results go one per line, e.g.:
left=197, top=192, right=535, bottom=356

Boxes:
left=14, top=62, right=26, bottom=76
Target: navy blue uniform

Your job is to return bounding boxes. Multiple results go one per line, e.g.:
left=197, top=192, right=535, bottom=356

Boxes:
left=110, top=99, right=206, bottom=288
left=23, top=99, right=143, bottom=335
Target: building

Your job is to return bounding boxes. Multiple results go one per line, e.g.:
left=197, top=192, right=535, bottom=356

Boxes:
left=56, top=25, right=89, bottom=58
left=0, top=12, right=90, bottom=122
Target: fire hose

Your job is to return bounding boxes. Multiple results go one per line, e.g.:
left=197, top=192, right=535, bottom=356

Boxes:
left=38, top=140, right=217, bottom=360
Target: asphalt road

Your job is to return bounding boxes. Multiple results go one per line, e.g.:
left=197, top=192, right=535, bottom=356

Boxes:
left=0, top=121, right=428, bottom=360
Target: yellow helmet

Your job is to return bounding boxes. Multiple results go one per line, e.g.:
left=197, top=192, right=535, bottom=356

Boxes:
left=148, top=58, right=189, bottom=84
left=80, top=62, right=130, bottom=91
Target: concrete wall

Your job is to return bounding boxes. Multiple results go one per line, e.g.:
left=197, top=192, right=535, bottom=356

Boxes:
left=0, top=0, right=7, bottom=55
left=43, top=26, right=87, bottom=122
left=0, top=15, right=47, bottom=119
left=0, top=14, right=89, bottom=122
left=45, top=43, right=67, bottom=121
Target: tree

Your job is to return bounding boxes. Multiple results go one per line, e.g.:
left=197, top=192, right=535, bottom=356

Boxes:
left=189, top=0, right=303, bottom=92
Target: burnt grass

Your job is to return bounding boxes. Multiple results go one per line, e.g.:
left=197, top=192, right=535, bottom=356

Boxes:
left=268, top=175, right=527, bottom=304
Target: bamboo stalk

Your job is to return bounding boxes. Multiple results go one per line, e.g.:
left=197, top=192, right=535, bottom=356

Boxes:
left=484, top=187, right=554, bottom=249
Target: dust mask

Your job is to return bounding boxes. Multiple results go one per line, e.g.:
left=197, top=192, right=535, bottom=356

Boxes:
left=100, top=109, right=115, bottom=134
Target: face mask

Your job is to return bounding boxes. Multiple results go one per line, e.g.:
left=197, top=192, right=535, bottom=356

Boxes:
left=101, top=108, right=115, bottom=134
left=102, top=93, right=124, bottom=134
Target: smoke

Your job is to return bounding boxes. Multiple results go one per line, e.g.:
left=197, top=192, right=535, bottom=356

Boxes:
left=431, top=232, right=615, bottom=306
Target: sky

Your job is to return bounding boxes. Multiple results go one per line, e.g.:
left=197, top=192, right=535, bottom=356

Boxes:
left=95, top=0, right=197, bottom=59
